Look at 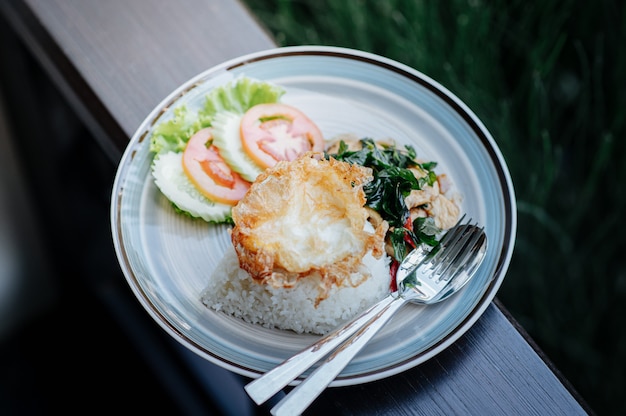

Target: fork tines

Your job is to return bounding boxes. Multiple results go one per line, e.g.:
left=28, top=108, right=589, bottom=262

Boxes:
left=428, top=216, right=483, bottom=280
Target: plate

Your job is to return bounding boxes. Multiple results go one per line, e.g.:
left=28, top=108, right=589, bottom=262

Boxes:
left=110, top=45, right=516, bottom=386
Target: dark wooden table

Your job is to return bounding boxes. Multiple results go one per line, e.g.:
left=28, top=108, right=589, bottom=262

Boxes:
left=0, top=1, right=592, bottom=414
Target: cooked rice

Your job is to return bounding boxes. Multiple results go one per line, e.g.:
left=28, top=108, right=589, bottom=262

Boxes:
left=200, top=244, right=391, bottom=335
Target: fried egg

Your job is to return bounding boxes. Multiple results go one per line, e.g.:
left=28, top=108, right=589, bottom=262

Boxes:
left=230, top=152, right=388, bottom=304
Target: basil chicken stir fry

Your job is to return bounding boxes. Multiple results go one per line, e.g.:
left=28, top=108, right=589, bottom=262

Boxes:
left=325, top=138, right=442, bottom=263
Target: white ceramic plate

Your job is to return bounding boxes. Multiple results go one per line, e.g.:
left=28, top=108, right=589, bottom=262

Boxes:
left=111, top=46, right=516, bottom=386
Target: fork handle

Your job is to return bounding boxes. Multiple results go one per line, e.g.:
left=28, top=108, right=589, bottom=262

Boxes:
left=244, top=294, right=396, bottom=405
left=270, top=297, right=408, bottom=416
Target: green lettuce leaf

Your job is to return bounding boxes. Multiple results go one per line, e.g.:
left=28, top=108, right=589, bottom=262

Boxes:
left=201, top=75, right=285, bottom=117
left=150, top=105, right=210, bottom=154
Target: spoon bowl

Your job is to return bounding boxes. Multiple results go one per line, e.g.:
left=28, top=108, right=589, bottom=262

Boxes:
left=399, top=221, right=488, bottom=305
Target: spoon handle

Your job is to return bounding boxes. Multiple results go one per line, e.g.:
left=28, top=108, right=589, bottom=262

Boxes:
left=270, top=297, right=407, bottom=416
left=244, top=294, right=396, bottom=405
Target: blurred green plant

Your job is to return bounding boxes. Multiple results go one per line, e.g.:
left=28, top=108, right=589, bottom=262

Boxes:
left=243, top=0, right=626, bottom=414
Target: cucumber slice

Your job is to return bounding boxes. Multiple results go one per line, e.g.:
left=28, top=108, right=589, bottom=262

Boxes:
left=151, top=151, right=232, bottom=223
left=212, top=111, right=263, bottom=182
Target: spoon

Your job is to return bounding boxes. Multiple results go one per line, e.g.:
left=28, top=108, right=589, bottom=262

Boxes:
left=267, top=219, right=487, bottom=415
left=245, top=217, right=487, bottom=413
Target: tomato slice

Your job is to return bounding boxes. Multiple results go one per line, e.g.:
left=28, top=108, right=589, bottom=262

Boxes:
left=182, top=128, right=250, bottom=205
left=240, top=103, right=325, bottom=169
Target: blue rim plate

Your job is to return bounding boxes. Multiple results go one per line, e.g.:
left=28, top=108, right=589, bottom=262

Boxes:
left=110, top=45, right=517, bottom=386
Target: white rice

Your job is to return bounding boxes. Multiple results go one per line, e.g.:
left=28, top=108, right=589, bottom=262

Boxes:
left=200, top=245, right=391, bottom=335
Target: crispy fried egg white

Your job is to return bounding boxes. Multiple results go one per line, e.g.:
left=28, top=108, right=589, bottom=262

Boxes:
left=230, top=152, right=389, bottom=304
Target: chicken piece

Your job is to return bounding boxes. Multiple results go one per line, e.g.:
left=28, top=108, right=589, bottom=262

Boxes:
left=403, top=167, right=460, bottom=230
left=405, top=182, right=440, bottom=209
left=424, top=194, right=461, bottom=230
left=325, top=133, right=395, bottom=154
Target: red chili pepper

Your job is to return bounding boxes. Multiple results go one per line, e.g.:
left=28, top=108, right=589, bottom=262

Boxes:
left=389, top=259, right=399, bottom=292
left=403, top=216, right=416, bottom=249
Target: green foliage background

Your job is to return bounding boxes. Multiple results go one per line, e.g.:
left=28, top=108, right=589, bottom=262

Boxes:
left=242, top=0, right=626, bottom=414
